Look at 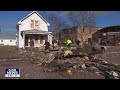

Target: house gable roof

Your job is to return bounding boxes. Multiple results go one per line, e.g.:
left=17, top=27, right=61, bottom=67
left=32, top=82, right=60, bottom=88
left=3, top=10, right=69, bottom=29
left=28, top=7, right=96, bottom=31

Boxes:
left=18, top=11, right=50, bottom=26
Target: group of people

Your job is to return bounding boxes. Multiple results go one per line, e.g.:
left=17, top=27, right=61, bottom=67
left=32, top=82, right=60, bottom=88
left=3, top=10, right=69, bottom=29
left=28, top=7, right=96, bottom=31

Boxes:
left=29, top=39, right=56, bottom=51
left=29, top=38, right=81, bottom=51
left=29, top=39, right=51, bottom=51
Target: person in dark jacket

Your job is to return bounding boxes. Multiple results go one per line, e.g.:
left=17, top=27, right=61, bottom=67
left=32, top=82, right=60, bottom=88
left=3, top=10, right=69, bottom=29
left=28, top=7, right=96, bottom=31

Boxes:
left=76, top=40, right=80, bottom=45
left=52, top=39, right=55, bottom=49
left=30, top=39, right=34, bottom=52
left=44, top=40, right=50, bottom=51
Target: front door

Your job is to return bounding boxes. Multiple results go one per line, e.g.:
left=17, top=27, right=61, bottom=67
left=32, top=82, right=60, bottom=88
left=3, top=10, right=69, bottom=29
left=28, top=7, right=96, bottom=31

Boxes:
left=40, top=35, right=43, bottom=44
left=30, top=35, right=35, bottom=47
left=35, top=35, right=38, bottom=46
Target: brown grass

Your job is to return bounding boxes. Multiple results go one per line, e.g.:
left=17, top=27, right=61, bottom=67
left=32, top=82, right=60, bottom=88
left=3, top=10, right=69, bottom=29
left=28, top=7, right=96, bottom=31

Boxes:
left=0, top=46, right=19, bottom=59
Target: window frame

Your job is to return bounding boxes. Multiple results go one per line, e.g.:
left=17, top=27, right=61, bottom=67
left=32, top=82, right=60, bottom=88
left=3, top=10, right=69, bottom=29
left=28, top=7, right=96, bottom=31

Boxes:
left=30, top=20, right=39, bottom=29
left=1, top=40, right=3, bottom=42
left=30, top=19, right=35, bottom=28
left=10, top=40, right=12, bottom=42
left=35, top=20, right=39, bottom=27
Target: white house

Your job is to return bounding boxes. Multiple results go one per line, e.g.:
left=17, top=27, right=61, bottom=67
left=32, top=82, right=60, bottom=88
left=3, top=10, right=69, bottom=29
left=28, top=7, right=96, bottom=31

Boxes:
left=0, top=35, right=16, bottom=46
left=16, top=11, right=52, bottom=49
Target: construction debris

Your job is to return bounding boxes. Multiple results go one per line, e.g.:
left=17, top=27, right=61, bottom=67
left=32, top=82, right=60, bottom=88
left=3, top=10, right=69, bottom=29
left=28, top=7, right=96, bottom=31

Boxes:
left=29, top=46, right=120, bottom=79
left=106, top=71, right=119, bottom=79
left=67, top=69, right=73, bottom=75
left=81, top=64, right=86, bottom=69
left=84, top=56, right=89, bottom=60
left=64, top=50, right=73, bottom=57
left=1, top=45, right=120, bottom=79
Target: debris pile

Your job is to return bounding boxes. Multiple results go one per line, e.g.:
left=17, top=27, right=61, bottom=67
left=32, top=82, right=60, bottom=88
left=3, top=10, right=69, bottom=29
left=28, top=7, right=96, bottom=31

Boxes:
left=30, top=50, right=60, bottom=65
left=30, top=47, right=120, bottom=79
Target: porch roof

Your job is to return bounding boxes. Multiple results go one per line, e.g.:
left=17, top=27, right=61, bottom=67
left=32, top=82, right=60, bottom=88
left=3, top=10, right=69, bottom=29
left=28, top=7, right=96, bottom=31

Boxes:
left=107, top=32, right=120, bottom=35
left=22, top=30, right=51, bottom=35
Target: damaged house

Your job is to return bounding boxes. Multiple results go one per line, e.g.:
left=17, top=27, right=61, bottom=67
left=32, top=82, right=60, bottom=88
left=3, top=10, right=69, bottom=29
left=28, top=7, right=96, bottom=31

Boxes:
left=16, top=11, right=52, bottom=49
left=57, top=26, right=102, bottom=44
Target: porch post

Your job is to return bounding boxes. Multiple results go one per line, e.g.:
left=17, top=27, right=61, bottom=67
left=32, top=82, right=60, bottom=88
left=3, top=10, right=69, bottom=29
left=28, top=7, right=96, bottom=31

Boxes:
left=23, top=31, right=25, bottom=49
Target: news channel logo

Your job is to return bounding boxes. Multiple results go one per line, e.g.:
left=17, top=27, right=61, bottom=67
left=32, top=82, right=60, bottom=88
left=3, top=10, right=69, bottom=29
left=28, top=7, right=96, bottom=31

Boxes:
left=5, top=68, right=20, bottom=77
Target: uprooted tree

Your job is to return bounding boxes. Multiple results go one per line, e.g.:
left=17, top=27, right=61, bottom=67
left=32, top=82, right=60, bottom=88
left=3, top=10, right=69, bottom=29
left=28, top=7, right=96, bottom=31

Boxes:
left=67, top=11, right=96, bottom=43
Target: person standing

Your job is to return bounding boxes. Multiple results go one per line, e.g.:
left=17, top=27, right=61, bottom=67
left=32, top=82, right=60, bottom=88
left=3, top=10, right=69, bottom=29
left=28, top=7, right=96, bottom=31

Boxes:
left=76, top=40, right=80, bottom=45
left=66, top=39, right=72, bottom=48
left=44, top=40, right=50, bottom=51
left=52, top=39, right=55, bottom=49
left=30, top=39, right=34, bottom=52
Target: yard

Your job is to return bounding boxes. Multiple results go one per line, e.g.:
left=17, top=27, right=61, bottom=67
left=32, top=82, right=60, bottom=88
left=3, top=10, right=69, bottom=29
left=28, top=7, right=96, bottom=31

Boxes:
left=0, top=46, right=120, bottom=79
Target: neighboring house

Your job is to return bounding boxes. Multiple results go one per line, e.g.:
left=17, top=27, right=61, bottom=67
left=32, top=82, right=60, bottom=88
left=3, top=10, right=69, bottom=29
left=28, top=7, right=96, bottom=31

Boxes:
left=57, top=26, right=102, bottom=44
left=92, top=26, right=120, bottom=44
left=0, top=35, right=16, bottom=46
left=16, top=11, right=52, bottom=49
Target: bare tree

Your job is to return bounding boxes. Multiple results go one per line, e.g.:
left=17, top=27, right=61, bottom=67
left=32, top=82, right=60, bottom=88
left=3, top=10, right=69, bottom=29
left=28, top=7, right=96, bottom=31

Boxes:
left=67, top=11, right=96, bottom=43
left=47, top=12, right=69, bottom=40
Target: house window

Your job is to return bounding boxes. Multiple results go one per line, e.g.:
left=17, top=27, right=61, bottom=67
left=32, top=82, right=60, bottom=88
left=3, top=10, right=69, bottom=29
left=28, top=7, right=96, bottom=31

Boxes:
left=30, top=20, right=39, bottom=29
left=35, top=20, right=39, bottom=28
left=10, top=40, right=12, bottom=42
left=30, top=20, right=34, bottom=28
left=1, top=40, right=3, bottom=42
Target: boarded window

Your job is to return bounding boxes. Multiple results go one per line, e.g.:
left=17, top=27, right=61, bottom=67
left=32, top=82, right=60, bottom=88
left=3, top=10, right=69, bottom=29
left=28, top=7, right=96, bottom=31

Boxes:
left=30, top=20, right=34, bottom=28
left=30, top=20, right=39, bottom=29
left=35, top=20, right=39, bottom=28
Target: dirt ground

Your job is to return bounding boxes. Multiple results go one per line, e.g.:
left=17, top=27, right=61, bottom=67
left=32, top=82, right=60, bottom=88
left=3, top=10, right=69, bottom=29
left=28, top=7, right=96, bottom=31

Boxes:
left=0, top=60, right=105, bottom=79
left=0, top=46, right=120, bottom=79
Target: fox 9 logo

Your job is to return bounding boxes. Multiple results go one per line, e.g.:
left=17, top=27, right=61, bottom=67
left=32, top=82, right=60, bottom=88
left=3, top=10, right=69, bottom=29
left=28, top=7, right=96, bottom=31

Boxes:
left=5, top=68, right=20, bottom=77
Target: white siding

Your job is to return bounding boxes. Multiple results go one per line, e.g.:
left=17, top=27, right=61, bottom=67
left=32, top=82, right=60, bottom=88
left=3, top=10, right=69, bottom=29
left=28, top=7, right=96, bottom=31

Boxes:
left=19, top=13, right=48, bottom=32
left=17, top=12, right=52, bottom=48
left=18, top=29, right=24, bottom=48
left=0, top=39, right=16, bottom=46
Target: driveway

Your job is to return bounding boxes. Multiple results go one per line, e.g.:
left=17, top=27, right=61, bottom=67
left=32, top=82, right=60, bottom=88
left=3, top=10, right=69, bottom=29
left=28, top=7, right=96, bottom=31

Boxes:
left=103, top=52, right=120, bottom=64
